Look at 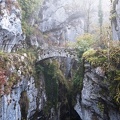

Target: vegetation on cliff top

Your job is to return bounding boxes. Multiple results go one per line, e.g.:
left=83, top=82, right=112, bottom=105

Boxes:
left=82, top=40, right=120, bottom=104
left=18, top=0, right=43, bottom=37
left=0, top=48, right=37, bottom=95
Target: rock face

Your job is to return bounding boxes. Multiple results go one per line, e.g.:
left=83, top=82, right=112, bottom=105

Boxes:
left=0, top=0, right=24, bottom=52
left=0, top=77, right=46, bottom=120
left=1, top=0, right=120, bottom=120
left=0, top=53, right=46, bottom=120
left=74, top=63, right=120, bottom=120
left=111, top=0, right=120, bottom=40
left=39, top=0, right=84, bottom=46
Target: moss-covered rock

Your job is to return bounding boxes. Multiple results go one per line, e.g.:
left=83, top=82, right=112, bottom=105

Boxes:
left=0, top=49, right=38, bottom=95
left=82, top=46, right=120, bottom=105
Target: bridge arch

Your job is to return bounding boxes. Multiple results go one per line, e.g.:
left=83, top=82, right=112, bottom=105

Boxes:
left=37, top=47, right=78, bottom=62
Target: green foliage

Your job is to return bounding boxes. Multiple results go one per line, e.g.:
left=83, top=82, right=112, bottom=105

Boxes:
left=70, top=33, right=95, bottom=98
left=0, top=48, right=39, bottom=95
left=18, top=0, right=43, bottom=36
left=76, top=33, right=94, bottom=53
left=74, top=33, right=95, bottom=64
left=72, top=62, right=84, bottom=94
left=82, top=49, right=96, bottom=58
left=35, top=60, right=70, bottom=112
left=97, top=102, right=104, bottom=113
left=83, top=49, right=108, bottom=67
left=110, top=12, right=117, bottom=20
left=82, top=43, right=120, bottom=105
left=66, top=41, right=76, bottom=48
left=35, top=64, right=44, bottom=74
left=44, top=63, right=59, bottom=108
left=18, top=0, right=41, bottom=20
left=21, top=21, right=34, bottom=36
left=19, top=91, right=29, bottom=120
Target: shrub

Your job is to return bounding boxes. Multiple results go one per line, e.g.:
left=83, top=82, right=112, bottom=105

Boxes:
left=82, top=44, right=120, bottom=104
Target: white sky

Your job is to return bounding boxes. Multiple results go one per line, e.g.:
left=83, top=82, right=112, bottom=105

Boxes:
left=102, top=0, right=111, bottom=12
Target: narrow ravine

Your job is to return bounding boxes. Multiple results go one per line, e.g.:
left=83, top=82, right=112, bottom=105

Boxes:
left=0, top=0, right=120, bottom=120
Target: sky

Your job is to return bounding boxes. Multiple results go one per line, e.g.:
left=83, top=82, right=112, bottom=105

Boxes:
left=89, top=0, right=111, bottom=24
left=102, top=0, right=111, bottom=12
left=102, top=0, right=111, bottom=23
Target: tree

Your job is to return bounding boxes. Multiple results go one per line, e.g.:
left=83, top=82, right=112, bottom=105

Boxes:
left=98, top=0, right=103, bottom=40
left=83, top=0, right=96, bottom=33
left=76, top=33, right=94, bottom=53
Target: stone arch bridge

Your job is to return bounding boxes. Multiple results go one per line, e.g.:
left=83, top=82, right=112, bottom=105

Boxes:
left=37, top=47, right=78, bottom=61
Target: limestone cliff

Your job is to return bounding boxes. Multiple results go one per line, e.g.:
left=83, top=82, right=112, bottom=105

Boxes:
left=38, top=0, right=84, bottom=46
left=0, top=1, right=82, bottom=119
left=0, top=0, right=25, bottom=52
left=111, top=0, right=120, bottom=40
left=0, top=0, right=120, bottom=120
left=16, top=0, right=85, bottom=49
left=0, top=52, right=46, bottom=120
left=75, top=63, right=120, bottom=120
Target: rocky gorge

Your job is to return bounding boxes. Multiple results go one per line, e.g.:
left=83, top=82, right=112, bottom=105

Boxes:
left=0, top=0, right=120, bottom=120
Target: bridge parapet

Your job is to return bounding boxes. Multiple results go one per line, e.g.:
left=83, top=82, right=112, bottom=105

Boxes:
left=37, top=47, right=78, bottom=61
